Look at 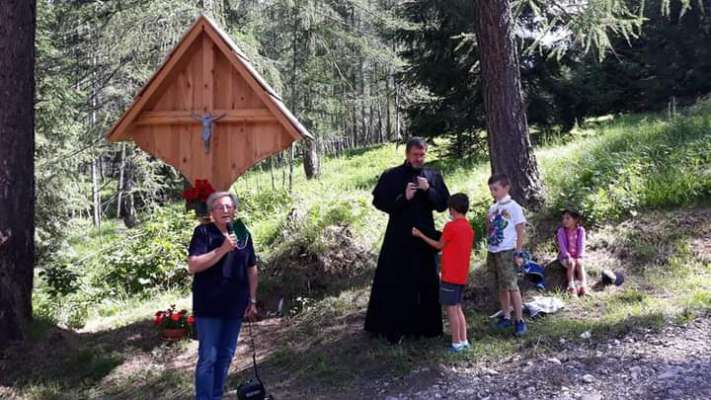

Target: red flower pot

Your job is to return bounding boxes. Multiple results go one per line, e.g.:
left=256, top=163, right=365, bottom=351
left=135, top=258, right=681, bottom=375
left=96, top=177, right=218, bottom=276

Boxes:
left=160, top=328, right=187, bottom=342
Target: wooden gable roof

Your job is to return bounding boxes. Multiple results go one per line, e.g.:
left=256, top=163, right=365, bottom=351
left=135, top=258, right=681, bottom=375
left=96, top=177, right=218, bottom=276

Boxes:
left=106, top=15, right=311, bottom=190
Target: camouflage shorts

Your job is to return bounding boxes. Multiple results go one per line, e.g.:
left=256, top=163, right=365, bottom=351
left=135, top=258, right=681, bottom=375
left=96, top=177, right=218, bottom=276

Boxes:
left=487, top=250, right=519, bottom=291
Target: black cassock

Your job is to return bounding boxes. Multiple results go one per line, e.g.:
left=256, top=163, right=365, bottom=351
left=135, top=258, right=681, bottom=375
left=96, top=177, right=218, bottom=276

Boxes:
left=364, top=161, right=450, bottom=342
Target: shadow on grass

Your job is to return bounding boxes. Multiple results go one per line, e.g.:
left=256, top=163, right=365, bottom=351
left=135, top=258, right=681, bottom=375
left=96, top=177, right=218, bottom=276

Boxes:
left=228, top=323, right=444, bottom=398
left=0, top=316, right=167, bottom=396
left=223, top=299, right=669, bottom=399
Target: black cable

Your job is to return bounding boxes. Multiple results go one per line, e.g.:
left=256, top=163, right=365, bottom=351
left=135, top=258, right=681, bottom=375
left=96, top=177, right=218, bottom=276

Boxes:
left=247, top=320, right=262, bottom=384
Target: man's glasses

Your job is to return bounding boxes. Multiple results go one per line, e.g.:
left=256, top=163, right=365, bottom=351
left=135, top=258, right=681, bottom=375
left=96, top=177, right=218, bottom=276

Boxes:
left=212, top=204, right=235, bottom=211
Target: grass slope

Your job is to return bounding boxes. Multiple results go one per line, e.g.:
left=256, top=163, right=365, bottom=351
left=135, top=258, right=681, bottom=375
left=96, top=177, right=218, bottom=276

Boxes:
left=6, top=102, right=710, bottom=399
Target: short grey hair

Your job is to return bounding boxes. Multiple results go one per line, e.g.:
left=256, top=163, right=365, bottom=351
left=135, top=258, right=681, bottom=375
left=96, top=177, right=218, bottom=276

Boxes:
left=206, top=191, right=239, bottom=211
left=406, top=137, right=428, bottom=153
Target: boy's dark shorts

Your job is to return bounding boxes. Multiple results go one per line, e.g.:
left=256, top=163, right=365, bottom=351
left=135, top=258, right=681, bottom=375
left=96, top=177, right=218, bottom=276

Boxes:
left=487, top=250, right=519, bottom=291
left=440, top=281, right=465, bottom=306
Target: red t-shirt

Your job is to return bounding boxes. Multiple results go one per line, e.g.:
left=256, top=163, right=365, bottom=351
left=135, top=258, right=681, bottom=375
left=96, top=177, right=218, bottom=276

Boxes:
left=440, top=217, right=475, bottom=285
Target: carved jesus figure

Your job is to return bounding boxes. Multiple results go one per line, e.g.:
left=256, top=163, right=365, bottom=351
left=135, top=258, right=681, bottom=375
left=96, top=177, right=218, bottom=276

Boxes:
left=192, top=112, right=226, bottom=153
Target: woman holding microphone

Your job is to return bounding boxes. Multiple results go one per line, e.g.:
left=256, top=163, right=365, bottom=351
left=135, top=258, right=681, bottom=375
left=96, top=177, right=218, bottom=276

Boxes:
left=187, top=191, right=258, bottom=400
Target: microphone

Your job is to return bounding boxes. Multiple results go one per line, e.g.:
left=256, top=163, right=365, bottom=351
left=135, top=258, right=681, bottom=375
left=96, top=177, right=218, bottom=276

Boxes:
left=226, top=221, right=237, bottom=242
left=223, top=221, right=236, bottom=279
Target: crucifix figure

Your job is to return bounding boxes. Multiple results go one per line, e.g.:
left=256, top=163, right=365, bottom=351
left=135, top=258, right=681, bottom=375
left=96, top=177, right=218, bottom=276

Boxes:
left=192, top=112, right=226, bottom=153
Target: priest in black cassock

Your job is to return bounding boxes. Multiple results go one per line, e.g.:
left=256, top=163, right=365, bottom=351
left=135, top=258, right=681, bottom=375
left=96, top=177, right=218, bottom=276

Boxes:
left=365, top=137, right=450, bottom=343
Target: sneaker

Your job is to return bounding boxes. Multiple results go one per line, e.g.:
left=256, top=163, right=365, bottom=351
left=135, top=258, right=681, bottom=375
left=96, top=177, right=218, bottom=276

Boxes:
left=448, top=343, right=465, bottom=353
left=495, top=316, right=513, bottom=329
left=514, top=320, right=528, bottom=337
left=461, top=340, right=471, bottom=349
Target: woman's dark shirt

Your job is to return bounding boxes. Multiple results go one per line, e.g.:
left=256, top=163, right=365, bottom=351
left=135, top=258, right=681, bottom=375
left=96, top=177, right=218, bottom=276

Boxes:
left=188, top=223, right=256, bottom=319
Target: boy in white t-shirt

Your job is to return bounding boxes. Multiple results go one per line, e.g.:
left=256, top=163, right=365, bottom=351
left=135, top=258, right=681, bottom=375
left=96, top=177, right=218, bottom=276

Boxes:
left=486, top=174, right=527, bottom=337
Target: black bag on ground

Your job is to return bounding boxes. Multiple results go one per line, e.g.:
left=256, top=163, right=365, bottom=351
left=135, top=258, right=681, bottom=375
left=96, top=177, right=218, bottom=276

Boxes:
left=237, top=378, right=265, bottom=400
left=237, top=321, right=269, bottom=400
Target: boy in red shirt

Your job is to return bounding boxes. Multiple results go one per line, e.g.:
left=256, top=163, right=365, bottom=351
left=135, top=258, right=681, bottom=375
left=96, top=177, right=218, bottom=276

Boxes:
left=412, top=193, right=475, bottom=352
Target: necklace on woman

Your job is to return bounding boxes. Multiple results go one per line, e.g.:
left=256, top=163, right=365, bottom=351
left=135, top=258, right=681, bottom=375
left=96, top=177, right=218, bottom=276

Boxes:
left=231, top=219, right=250, bottom=250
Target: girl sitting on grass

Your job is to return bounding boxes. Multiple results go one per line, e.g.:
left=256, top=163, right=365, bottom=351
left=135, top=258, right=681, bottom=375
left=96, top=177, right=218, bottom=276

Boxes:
left=556, top=209, right=587, bottom=296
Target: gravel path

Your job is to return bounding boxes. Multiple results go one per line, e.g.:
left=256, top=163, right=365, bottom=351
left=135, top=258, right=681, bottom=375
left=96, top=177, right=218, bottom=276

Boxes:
left=383, top=315, right=711, bottom=400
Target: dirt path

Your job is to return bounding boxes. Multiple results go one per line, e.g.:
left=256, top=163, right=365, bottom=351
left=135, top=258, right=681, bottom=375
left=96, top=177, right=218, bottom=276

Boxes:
left=379, top=314, right=711, bottom=400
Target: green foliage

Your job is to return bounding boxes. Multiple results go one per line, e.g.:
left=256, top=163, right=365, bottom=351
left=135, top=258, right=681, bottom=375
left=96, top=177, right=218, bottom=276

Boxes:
left=95, top=206, right=194, bottom=295
left=233, top=144, right=401, bottom=255
left=238, top=188, right=293, bottom=223
left=34, top=206, right=195, bottom=328
left=400, top=0, right=711, bottom=153
left=34, top=0, right=410, bottom=276
left=59, top=293, right=93, bottom=330
left=269, top=196, right=371, bottom=255
left=38, top=263, right=79, bottom=297
left=398, top=0, right=486, bottom=157
left=541, top=104, right=711, bottom=224
left=516, top=0, right=645, bottom=61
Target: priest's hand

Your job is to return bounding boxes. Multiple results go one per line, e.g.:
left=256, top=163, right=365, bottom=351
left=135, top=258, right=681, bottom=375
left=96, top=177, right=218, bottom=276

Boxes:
left=416, top=176, right=430, bottom=191
left=405, top=182, right=417, bottom=200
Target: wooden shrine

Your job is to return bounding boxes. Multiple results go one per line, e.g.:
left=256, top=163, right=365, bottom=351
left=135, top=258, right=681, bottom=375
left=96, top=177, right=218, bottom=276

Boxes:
left=106, top=15, right=311, bottom=190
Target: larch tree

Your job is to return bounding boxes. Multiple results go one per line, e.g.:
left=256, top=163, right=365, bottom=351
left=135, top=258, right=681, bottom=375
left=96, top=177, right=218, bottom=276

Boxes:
left=0, top=0, right=36, bottom=343
left=474, top=0, right=545, bottom=208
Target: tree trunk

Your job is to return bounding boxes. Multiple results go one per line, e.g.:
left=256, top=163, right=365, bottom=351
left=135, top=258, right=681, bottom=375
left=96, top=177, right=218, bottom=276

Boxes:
left=302, top=138, right=320, bottom=179
left=474, top=0, right=544, bottom=209
left=386, top=70, right=392, bottom=141
left=351, top=101, right=358, bottom=146
left=288, top=144, right=294, bottom=193
left=121, top=191, right=137, bottom=229
left=300, top=24, right=319, bottom=180
left=91, top=158, right=101, bottom=227
left=121, top=158, right=137, bottom=228
left=395, top=80, right=402, bottom=148
left=281, top=151, right=287, bottom=190
left=288, top=2, right=300, bottom=190
left=116, top=143, right=126, bottom=219
left=269, top=156, right=276, bottom=190
left=377, top=100, right=384, bottom=143
left=0, top=0, right=36, bottom=343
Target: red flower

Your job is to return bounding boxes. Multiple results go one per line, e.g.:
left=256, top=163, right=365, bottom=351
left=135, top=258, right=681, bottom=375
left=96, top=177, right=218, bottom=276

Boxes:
left=187, top=315, right=195, bottom=326
left=170, top=313, right=181, bottom=322
left=154, top=312, right=165, bottom=326
left=181, top=179, right=215, bottom=203
left=181, top=187, right=197, bottom=202
left=195, top=180, right=215, bottom=202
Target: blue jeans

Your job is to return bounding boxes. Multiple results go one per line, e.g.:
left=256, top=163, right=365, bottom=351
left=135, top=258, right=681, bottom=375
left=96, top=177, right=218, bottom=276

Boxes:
left=195, top=317, right=243, bottom=400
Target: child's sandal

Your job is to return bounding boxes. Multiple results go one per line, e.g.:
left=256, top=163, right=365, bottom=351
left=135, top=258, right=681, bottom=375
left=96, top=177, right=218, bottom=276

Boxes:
left=578, top=286, right=588, bottom=296
left=567, top=285, right=577, bottom=295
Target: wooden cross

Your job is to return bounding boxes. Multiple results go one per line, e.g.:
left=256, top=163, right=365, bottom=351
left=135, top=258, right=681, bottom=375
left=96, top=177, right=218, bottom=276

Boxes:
left=105, top=16, right=311, bottom=191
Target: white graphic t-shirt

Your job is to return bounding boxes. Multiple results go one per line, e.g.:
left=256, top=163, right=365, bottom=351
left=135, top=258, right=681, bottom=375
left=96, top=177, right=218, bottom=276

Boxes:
left=487, top=196, right=526, bottom=253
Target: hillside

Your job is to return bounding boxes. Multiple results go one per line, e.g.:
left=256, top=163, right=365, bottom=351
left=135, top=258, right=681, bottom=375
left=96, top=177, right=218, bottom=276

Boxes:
left=2, top=102, right=710, bottom=399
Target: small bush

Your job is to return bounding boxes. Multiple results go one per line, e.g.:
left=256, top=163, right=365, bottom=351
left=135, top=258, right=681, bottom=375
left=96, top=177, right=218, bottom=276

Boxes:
left=39, top=263, right=79, bottom=297
left=60, top=297, right=91, bottom=329
left=94, top=206, right=194, bottom=295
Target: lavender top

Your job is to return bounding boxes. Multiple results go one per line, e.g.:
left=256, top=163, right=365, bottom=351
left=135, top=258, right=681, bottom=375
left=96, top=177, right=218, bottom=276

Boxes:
left=556, top=225, right=586, bottom=261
